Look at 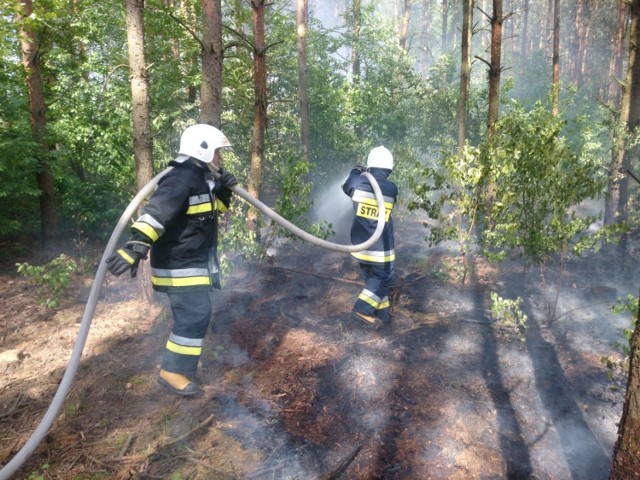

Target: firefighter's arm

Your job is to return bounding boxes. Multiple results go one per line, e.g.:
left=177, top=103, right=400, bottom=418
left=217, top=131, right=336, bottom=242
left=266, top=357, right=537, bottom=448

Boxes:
left=342, top=166, right=365, bottom=197
left=213, top=168, right=238, bottom=212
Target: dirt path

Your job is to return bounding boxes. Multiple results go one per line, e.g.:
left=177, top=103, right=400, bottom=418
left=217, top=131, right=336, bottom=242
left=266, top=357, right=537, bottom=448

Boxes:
left=0, top=219, right=634, bottom=479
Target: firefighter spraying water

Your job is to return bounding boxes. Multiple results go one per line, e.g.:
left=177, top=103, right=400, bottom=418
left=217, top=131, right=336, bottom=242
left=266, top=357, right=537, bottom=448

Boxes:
left=343, top=146, right=397, bottom=329
left=0, top=125, right=388, bottom=479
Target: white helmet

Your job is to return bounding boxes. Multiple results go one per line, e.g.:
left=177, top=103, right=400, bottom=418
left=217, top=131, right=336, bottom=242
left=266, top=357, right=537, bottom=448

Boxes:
left=178, top=124, right=231, bottom=163
left=367, top=146, right=394, bottom=170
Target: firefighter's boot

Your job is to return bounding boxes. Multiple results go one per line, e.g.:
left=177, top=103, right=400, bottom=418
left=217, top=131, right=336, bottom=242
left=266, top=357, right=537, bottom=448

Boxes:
left=354, top=311, right=380, bottom=329
left=158, top=369, right=203, bottom=397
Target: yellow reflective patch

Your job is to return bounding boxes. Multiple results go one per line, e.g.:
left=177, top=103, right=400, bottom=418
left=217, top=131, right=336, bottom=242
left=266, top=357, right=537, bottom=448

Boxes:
left=118, top=249, right=135, bottom=264
left=356, top=203, right=391, bottom=222
left=352, top=251, right=395, bottom=263
left=187, top=203, right=213, bottom=215
left=358, top=293, right=380, bottom=308
left=214, top=198, right=228, bottom=213
left=166, top=341, right=202, bottom=356
left=132, top=222, right=159, bottom=242
left=152, top=276, right=211, bottom=287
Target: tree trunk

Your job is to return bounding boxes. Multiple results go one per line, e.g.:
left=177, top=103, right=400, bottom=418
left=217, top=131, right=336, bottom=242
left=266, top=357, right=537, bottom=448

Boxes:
left=247, top=0, right=267, bottom=233
left=487, top=0, right=502, bottom=140
left=610, top=294, right=640, bottom=478
left=17, top=0, right=58, bottom=246
left=201, top=0, right=223, bottom=129
left=297, top=0, right=310, bottom=163
left=605, top=0, right=640, bottom=230
left=399, top=0, right=412, bottom=51
left=352, top=0, right=361, bottom=82
left=574, top=0, right=591, bottom=87
left=551, top=0, right=560, bottom=116
left=544, top=0, right=553, bottom=56
left=521, top=0, right=529, bottom=59
left=609, top=1, right=629, bottom=105
left=421, top=0, right=433, bottom=75
left=458, top=0, right=474, bottom=150
left=125, top=0, right=154, bottom=192
left=441, top=0, right=448, bottom=54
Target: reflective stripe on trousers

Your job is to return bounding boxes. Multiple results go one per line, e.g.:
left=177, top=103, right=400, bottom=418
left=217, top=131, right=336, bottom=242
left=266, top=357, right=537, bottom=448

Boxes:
left=162, top=291, right=212, bottom=375
left=353, top=262, right=394, bottom=322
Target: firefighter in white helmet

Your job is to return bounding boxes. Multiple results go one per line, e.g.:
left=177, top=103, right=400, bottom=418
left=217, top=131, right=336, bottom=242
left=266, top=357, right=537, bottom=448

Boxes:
left=342, top=146, right=398, bottom=328
left=106, top=124, right=238, bottom=396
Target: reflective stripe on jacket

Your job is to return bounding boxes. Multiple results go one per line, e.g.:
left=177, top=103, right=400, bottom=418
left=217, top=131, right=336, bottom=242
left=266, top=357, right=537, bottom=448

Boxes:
left=129, top=159, right=232, bottom=292
left=342, top=167, right=397, bottom=265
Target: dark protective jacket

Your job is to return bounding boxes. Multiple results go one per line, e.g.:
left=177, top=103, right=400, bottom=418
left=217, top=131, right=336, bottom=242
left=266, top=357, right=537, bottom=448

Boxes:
left=129, top=159, right=232, bottom=292
left=342, top=167, right=397, bottom=264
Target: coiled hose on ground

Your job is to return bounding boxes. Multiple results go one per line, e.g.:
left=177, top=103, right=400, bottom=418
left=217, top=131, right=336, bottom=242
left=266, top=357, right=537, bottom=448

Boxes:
left=0, top=168, right=386, bottom=479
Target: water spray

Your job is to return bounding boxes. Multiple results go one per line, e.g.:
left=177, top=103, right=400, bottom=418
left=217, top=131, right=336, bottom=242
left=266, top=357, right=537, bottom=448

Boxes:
left=0, top=168, right=386, bottom=479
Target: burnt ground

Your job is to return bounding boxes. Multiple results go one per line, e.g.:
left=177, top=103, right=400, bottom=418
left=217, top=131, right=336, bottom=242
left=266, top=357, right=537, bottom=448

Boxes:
left=0, top=214, right=636, bottom=480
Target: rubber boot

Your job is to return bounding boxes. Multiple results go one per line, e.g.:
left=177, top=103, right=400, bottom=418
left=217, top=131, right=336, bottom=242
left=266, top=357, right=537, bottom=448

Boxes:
left=157, top=369, right=203, bottom=397
left=354, top=311, right=380, bottom=329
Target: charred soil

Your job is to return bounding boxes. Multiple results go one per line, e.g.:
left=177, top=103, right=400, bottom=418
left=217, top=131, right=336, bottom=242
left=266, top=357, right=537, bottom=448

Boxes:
left=0, top=220, right=635, bottom=479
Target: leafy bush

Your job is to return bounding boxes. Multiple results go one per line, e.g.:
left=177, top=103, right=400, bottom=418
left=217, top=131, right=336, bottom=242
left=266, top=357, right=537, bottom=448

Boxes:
left=16, top=254, right=78, bottom=309
left=490, top=292, right=528, bottom=341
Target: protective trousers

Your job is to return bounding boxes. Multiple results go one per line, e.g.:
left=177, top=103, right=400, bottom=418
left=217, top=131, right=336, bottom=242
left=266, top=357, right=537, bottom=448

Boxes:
left=162, top=291, right=212, bottom=376
left=353, top=262, right=394, bottom=323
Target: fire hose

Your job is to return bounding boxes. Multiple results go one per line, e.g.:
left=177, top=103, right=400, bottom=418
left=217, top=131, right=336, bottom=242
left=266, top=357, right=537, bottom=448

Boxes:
left=0, top=168, right=386, bottom=479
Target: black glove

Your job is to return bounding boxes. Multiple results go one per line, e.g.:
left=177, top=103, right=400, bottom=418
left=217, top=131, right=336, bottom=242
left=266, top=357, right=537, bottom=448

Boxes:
left=352, top=164, right=367, bottom=174
left=105, top=241, right=150, bottom=278
left=218, top=168, right=238, bottom=188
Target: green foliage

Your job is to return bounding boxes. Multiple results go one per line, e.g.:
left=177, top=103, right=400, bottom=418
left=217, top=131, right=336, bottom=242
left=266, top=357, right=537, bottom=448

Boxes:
left=409, top=144, right=484, bottom=251
left=482, top=98, right=607, bottom=263
left=16, top=254, right=78, bottom=309
left=26, top=463, right=49, bottom=480
left=57, top=180, right=128, bottom=241
left=490, top=292, right=528, bottom=341
left=601, top=294, right=637, bottom=384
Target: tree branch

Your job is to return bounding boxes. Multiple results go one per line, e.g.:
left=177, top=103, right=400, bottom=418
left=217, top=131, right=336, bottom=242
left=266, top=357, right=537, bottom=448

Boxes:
left=223, top=24, right=255, bottom=52
left=167, top=12, right=204, bottom=50
left=474, top=55, right=491, bottom=68
left=476, top=6, right=491, bottom=21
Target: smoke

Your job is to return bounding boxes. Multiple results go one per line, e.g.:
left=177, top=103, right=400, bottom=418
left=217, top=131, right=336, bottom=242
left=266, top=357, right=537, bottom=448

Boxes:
left=309, top=175, right=353, bottom=244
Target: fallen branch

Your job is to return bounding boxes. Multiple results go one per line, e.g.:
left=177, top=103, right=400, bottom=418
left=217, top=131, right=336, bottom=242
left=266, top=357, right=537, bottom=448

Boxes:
left=318, top=444, right=362, bottom=480
left=162, top=414, right=215, bottom=448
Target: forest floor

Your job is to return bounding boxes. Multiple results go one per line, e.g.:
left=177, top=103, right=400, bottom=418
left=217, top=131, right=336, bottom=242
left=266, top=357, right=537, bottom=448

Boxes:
left=0, top=211, right=637, bottom=480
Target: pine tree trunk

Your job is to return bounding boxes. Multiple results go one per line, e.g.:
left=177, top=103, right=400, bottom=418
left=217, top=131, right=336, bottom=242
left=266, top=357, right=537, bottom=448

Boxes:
left=399, top=0, right=412, bottom=51
left=544, top=0, right=553, bottom=57
left=17, top=0, right=58, bottom=246
left=605, top=0, right=640, bottom=230
left=441, top=0, right=448, bottom=53
left=487, top=0, right=502, bottom=139
left=574, top=0, right=592, bottom=87
left=521, top=0, right=529, bottom=59
left=201, top=0, right=223, bottom=131
left=610, top=295, right=640, bottom=478
left=609, top=1, right=629, bottom=105
left=297, top=0, right=310, bottom=163
left=352, top=0, right=361, bottom=82
left=125, top=0, right=154, bottom=191
left=421, top=0, right=433, bottom=75
left=247, top=0, right=267, bottom=233
left=458, top=0, right=474, bottom=149
left=551, top=0, right=560, bottom=116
